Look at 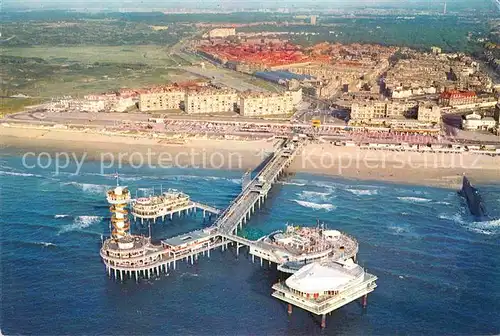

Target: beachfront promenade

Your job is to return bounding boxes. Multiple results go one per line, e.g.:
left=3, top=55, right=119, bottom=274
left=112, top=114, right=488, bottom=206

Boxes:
left=100, top=136, right=312, bottom=278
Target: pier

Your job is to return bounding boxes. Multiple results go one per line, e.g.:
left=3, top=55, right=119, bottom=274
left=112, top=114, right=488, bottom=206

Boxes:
left=101, top=137, right=306, bottom=276
left=100, top=136, right=377, bottom=328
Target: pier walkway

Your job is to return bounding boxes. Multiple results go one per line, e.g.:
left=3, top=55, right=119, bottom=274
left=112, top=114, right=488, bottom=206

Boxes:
left=216, top=138, right=305, bottom=236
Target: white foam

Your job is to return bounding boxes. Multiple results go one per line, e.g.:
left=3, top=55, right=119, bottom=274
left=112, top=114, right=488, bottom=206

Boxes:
left=438, top=213, right=463, bottom=223
left=298, top=190, right=332, bottom=202
left=439, top=213, right=500, bottom=236
left=388, top=225, right=408, bottom=234
left=66, top=182, right=108, bottom=194
left=312, top=181, right=338, bottom=189
left=54, top=214, right=69, bottom=218
left=59, top=215, right=102, bottom=234
left=37, top=242, right=56, bottom=247
left=467, top=218, right=500, bottom=236
left=278, top=181, right=306, bottom=187
left=397, top=196, right=432, bottom=203
left=118, top=176, right=142, bottom=182
left=293, top=200, right=336, bottom=211
left=0, top=171, right=41, bottom=178
left=346, top=188, right=378, bottom=196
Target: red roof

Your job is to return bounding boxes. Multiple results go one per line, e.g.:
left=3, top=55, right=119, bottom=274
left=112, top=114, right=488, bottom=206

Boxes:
left=440, top=90, right=476, bottom=99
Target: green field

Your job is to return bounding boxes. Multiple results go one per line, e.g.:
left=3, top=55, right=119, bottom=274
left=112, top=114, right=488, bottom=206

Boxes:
left=0, top=12, right=205, bottom=114
left=2, top=45, right=188, bottom=66
left=0, top=45, right=202, bottom=114
left=0, top=98, right=45, bottom=117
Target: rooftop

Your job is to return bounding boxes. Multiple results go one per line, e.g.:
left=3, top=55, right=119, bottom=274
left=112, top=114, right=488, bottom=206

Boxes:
left=161, top=228, right=214, bottom=247
left=440, top=90, right=477, bottom=99
left=285, top=259, right=364, bottom=293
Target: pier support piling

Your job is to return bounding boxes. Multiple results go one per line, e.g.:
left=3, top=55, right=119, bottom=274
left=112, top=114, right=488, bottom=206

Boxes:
left=287, top=304, right=293, bottom=315
left=321, top=314, right=326, bottom=329
left=362, top=294, right=368, bottom=308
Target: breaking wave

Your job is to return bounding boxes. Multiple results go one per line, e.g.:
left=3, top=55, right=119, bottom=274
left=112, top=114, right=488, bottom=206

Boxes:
left=59, top=215, right=103, bottom=234
left=346, top=189, right=378, bottom=196
left=467, top=219, right=500, bottom=236
left=439, top=213, right=500, bottom=236
left=278, top=181, right=306, bottom=187
left=0, top=170, right=42, bottom=178
left=293, top=200, right=336, bottom=211
left=312, top=181, right=338, bottom=190
left=36, top=242, right=56, bottom=247
left=297, top=190, right=333, bottom=203
left=438, top=213, right=465, bottom=223
left=137, top=187, right=155, bottom=196
left=117, top=176, right=142, bottom=182
left=65, top=182, right=108, bottom=194
left=54, top=214, right=70, bottom=218
left=397, top=197, right=432, bottom=203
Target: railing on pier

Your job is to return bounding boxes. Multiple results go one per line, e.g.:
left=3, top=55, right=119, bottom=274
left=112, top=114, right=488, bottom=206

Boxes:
left=190, top=201, right=221, bottom=215
left=214, top=138, right=305, bottom=235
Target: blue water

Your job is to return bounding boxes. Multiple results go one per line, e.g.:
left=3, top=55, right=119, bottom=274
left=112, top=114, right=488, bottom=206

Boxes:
left=1, top=150, right=499, bottom=335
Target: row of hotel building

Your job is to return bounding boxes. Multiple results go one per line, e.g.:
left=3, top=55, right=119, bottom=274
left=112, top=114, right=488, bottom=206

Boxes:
left=350, top=89, right=500, bottom=131
left=139, top=85, right=302, bottom=117
left=350, top=100, right=441, bottom=128
left=47, top=82, right=302, bottom=117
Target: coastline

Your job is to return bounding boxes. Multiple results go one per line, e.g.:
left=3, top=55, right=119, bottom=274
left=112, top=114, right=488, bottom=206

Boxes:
left=1, top=125, right=499, bottom=189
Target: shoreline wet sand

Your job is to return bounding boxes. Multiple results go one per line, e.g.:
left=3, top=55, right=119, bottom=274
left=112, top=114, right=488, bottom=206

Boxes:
left=1, top=125, right=499, bottom=189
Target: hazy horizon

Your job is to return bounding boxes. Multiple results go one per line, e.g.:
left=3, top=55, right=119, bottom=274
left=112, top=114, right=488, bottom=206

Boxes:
left=2, top=0, right=496, bottom=12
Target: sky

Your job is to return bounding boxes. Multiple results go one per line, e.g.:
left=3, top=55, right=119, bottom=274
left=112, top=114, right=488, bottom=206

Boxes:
left=1, top=0, right=494, bottom=11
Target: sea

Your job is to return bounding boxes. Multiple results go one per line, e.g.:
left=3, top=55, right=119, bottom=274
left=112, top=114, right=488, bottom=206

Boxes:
left=1, top=149, right=499, bottom=335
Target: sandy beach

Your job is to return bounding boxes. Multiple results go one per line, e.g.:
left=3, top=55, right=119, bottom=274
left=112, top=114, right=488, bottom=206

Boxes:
left=1, top=125, right=499, bottom=189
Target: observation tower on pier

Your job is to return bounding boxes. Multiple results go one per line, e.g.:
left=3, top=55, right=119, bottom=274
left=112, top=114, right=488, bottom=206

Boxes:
left=107, top=184, right=131, bottom=238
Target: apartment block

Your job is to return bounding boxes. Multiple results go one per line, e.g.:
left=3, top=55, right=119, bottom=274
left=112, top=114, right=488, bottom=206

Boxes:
left=185, top=89, right=238, bottom=114
left=239, top=91, right=298, bottom=117
left=350, top=101, right=387, bottom=121
left=386, top=101, right=418, bottom=118
left=350, top=100, right=419, bottom=122
left=139, top=90, right=185, bottom=112
left=417, top=104, right=442, bottom=124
